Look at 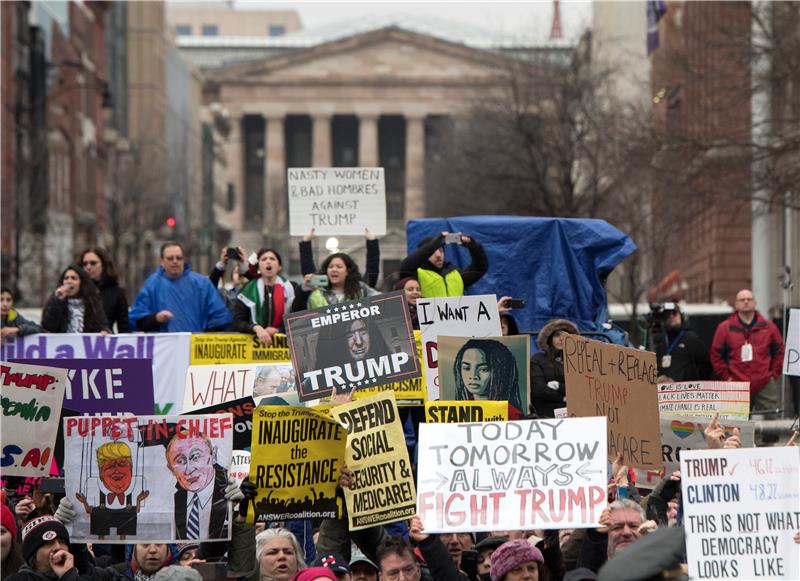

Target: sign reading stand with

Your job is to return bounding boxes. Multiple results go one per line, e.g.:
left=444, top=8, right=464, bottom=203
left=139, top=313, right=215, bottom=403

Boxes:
left=288, top=167, right=386, bottom=236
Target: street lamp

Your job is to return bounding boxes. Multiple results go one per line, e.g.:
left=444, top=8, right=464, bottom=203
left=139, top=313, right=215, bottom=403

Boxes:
left=325, top=237, right=339, bottom=254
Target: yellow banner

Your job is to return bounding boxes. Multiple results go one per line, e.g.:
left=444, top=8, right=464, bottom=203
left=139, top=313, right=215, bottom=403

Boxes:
left=331, top=393, right=416, bottom=530
left=354, top=330, right=427, bottom=404
left=191, top=333, right=291, bottom=365
left=247, top=406, right=345, bottom=523
left=425, top=400, right=508, bottom=423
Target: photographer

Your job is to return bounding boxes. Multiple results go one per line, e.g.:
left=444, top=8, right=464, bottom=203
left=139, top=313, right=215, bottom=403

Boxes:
left=651, top=303, right=711, bottom=382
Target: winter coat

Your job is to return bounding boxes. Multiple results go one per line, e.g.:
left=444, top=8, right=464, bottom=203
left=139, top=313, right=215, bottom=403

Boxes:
left=1, top=309, right=43, bottom=336
left=710, top=311, right=784, bottom=393
left=96, top=276, right=131, bottom=333
left=398, top=234, right=488, bottom=298
left=531, top=319, right=579, bottom=418
left=654, top=325, right=712, bottom=381
left=41, top=296, right=110, bottom=333
left=129, top=265, right=232, bottom=333
left=233, top=277, right=295, bottom=333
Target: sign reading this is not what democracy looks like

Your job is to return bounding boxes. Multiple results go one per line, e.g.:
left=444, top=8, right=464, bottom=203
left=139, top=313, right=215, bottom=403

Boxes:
left=658, top=381, right=750, bottom=420
left=288, top=167, right=386, bottom=236
left=286, top=291, right=419, bottom=402
left=564, top=335, right=662, bottom=472
left=183, top=363, right=297, bottom=413
left=417, top=417, right=607, bottom=533
left=1, top=361, right=67, bottom=476
left=331, top=393, right=416, bottom=530
left=784, top=308, right=800, bottom=376
left=248, top=406, right=346, bottom=523
left=681, top=447, right=800, bottom=580
left=417, top=295, right=502, bottom=401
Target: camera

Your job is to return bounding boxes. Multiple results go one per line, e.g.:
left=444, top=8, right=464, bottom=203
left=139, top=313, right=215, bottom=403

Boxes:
left=226, top=247, right=240, bottom=260
left=645, top=302, right=678, bottom=334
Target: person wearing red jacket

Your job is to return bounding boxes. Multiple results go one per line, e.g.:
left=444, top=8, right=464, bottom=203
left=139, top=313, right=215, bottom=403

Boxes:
left=710, top=289, right=785, bottom=419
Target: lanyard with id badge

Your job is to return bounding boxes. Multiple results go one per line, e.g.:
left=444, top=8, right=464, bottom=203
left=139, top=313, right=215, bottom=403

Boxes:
left=661, top=329, right=684, bottom=369
left=741, top=342, right=753, bottom=362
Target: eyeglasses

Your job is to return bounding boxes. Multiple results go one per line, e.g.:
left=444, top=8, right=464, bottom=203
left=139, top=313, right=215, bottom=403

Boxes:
left=383, top=564, right=418, bottom=580
left=82, top=260, right=100, bottom=267
left=164, top=256, right=184, bottom=262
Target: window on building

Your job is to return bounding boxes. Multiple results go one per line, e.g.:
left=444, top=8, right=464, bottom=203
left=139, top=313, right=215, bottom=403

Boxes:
left=201, top=24, right=219, bottom=37
left=268, top=25, right=286, bottom=37
left=176, top=24, right=192, bottom=36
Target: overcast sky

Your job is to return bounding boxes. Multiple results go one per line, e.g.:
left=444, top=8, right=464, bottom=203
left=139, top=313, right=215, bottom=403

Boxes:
left=222, top=1, right=593, bottom=43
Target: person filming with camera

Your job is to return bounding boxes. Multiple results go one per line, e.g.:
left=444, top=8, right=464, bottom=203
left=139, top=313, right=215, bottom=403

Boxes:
left=652, top=302, right=712, bottom=382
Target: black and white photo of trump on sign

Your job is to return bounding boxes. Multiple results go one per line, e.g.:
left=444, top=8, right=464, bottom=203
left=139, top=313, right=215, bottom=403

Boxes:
left=286, top=291, right=420, bottom=401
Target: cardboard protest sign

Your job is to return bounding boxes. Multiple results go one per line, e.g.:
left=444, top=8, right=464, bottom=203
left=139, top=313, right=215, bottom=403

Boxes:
left=190, top=333, right=290, bottom=365
left=1, top=361, right=68, bottom=476
left=183, top=363, right=298, bottom=412
left=354, top=330, right=427, bottom=405
left=1, top=333, right=190, bottom=415
left=331, top=393, right=416, bottom=529
left=633, top=415, right=754, bottom=489
left=438, top=335, right=529, bottom=413
left=187, top=397, right=255, bottom=450
left=63, top=413, right=233, bottom=543
left=784, top=308, right=800, bottom=376
left=417, top=417, right=607, bottom=532
left=286, top=291, right=419, bottom=402
left=417, top=295, right=502, bottom=400
left=17, top=359, right=155, bottom=415
left=287, top=167, right=386, bottom=236
left=564, top=336, right=662, bottom=471
left=681, top=447, right=800, bottom=580
left=658, top=381, right=749, bottom=420
left=248, top=406, right=346, bottom=523
left=425, top=401, right=508, bottom=423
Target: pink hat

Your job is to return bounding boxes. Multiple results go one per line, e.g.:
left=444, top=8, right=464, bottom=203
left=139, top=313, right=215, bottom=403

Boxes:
left=1, top=503, right=17, bottom=538
left=291, top=568, right=338, bottom=581
left=490, top=539, right=544, bottom=581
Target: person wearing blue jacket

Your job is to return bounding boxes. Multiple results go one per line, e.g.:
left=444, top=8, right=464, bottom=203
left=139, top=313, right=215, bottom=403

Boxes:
left=129, top=242, right=232, bottom=332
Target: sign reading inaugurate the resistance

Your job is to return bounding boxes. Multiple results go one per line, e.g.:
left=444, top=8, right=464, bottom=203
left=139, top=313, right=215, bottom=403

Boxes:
left=248, top=406, right=346, bottom=523
left=190, top=334, right=290, bottom=365
left=1, top=361, right=68, bottom=476
left=331, top=393, right=416, bottom=530
left=681, top=447, right=800, bottom=580
left=288, top=167, right=386, bottom=236
left=658, top=381, right=750, bottom=420
left=416, top=417, right=607, bottom=533
left=564, top=335, right=662, bottom=472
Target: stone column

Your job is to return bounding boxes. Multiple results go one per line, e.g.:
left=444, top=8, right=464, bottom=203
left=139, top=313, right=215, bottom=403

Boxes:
left=312, top=114, right=332, bottom=167
left=358, top=115, right=379, bottom=167
left=227, top=114, right=245, bottom=229
left=264, top=115, right=286, bottom=248
left=405, top=115, right=426, bottom=219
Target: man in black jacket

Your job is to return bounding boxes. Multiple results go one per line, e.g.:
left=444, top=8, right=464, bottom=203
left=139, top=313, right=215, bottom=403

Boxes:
left=654, top=305, right=712, bottom=382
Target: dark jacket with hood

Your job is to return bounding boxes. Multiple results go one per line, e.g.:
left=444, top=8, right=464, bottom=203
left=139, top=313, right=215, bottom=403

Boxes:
left=96, top=275, right=131, bottom=333
left=7, top=544, right=114, bottom=581
left=531, top=319, right=579, bottom=418
left=398, top=234, right=488, bottom=298
left=654, top=321, right=711, bottom=382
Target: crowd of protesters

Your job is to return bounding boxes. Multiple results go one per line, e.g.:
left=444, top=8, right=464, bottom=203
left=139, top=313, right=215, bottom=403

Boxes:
left=1, top=230, right=798, bottom=581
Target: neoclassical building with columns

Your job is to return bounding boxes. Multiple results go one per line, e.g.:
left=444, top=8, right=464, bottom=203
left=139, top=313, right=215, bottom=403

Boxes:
left=181, top=20, right=570, bottom=279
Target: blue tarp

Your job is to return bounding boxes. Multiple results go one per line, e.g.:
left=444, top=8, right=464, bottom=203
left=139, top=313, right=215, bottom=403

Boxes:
left=406, top=217, right=637, bottom=335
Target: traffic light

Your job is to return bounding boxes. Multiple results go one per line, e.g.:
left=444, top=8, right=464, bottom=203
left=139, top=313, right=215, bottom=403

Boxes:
left=166, top=216, right=177, bottom=228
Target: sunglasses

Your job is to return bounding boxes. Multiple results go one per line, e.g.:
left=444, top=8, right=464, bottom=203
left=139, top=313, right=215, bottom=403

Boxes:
left=82, top=260, right=100, bottom=267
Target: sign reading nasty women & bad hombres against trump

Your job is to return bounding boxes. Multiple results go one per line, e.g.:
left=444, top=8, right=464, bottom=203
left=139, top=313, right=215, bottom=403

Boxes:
left=1, top=361, right=68, bottom=476
left=286, top=291, right=419, bottom=402
left=564, top=335, right=662, bottom=472
left=288, top=167, right=386, bottom=236
left=681, top=447, right=800, bottom=580
left=331, top=393, right=416, bottom=530
left=416, top=417, right=607, bottom=533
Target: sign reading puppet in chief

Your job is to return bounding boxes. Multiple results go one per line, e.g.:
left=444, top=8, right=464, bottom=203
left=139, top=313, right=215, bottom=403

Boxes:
left=285, top=291, right=420, bottom=402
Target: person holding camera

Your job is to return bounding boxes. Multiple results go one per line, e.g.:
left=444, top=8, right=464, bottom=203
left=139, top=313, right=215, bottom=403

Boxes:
left=398, top=232, right=488, bottom=298
left=653, top=304, right=712, bottom=382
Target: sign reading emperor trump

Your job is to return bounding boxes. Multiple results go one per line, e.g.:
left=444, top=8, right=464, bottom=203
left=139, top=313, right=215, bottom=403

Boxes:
left=286, top=291, right=420, bottom=402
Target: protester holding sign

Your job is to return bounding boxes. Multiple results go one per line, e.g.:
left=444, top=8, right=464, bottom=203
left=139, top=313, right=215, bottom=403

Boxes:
left=41, top=265, right=110, bottom=334
left=233, top=248, right=296, bottom=347
left=79, top=247, right=131, bottom=333
left=394, top=277, right=421, bottom=330
left=531, top=319, right=578, bottom=418
left=398, top=231, right=488, bottom=298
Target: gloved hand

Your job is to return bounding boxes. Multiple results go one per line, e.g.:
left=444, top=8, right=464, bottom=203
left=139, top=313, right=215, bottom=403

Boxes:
left=54, top=497, right=77, bottom=525
left=547, top=380, right=560, bottom=391
left=224, top=480, right=244, bottom=503
left=237, top=480, right=257, bottom=519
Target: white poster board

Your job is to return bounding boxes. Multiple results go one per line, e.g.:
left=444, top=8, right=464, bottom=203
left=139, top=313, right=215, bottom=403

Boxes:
left=658, top=381, right=750, bottom=420
left=681, top=447, right=800, bottom=580
left=288, top=167, right=386, bottom=235
left=784, top=308, right=800, bottom=376
left=416, top=295, right=501, bottom=400
left=417, top=417, right=607, bottom=532
left=183, top=363, right=295, bottom=412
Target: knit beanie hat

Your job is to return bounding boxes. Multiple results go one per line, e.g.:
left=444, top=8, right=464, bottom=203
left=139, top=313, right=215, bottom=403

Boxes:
left=21, top=515, right=70, bottom=562
left=490, top=539, right=544, bottom=581
left=1, top=504, right=18, bottom=538
left=153, top=565, right=203, bottom=581
left=291, top=567, right=337, bottom=581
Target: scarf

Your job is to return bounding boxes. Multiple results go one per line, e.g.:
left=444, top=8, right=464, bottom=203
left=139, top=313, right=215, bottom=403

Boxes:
left=238, top=278, right=285, bottom=329
left=66, top=298, right=85, bottom=333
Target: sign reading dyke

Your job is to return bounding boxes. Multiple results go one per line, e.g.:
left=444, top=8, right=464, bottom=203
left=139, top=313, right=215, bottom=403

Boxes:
left=288, top=167, right=386, bottom=236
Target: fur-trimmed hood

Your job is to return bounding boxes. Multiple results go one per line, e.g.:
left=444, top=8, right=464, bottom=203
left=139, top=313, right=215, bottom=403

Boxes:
left=537, top=318, right=579, bottom=352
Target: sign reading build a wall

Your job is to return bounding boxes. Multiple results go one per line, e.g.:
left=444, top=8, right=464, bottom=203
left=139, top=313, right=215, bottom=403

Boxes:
left=563, top=335, right=662, bottom=472
left=288, top=167, right=386, bottom=236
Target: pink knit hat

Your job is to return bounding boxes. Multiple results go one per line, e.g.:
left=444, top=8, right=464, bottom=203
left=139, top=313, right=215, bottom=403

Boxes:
left=490, top=539, right=544, bottom=581
left=291, top=568, right=338, bottom=581
left=1, top=503, right=17, bottom=538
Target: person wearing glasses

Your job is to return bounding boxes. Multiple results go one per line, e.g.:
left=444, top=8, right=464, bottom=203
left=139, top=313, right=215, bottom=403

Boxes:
left=129, top=242, right=232, bottom=333
left=79, top=247, right=131, bottom=332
